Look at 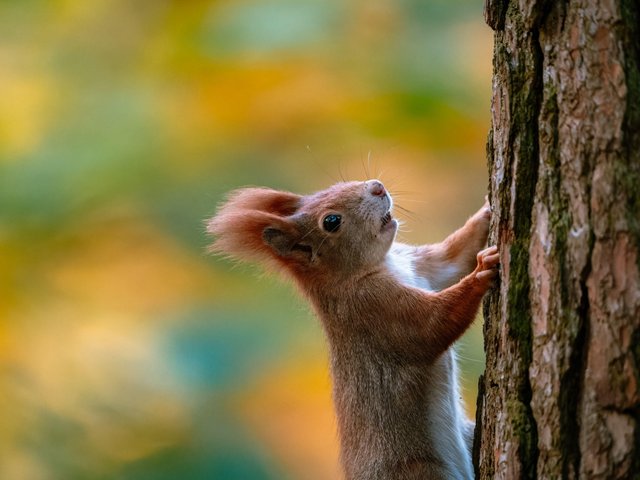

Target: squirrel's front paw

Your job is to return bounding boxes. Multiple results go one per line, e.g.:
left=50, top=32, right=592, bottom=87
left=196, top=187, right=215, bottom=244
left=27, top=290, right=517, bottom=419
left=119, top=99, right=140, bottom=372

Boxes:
left=474, top=245, right=499, bottom=287
left=476, top=196, right=492, bottom=222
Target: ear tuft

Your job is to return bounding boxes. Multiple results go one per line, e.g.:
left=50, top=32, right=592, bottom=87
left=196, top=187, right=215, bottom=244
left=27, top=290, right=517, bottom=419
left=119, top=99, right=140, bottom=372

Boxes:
left=206, top=187, right=302, bottom=264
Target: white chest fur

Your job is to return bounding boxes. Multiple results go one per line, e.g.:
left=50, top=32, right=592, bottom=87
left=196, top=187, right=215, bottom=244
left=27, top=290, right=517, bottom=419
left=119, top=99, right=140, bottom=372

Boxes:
left=385, top=243, right=432, bottom=290
left=384, top=243, right=474, bottom=479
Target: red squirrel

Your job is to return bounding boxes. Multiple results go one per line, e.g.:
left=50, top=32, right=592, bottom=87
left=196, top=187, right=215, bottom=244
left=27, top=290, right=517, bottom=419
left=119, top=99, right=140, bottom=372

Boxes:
left=207, top=179, right=497, bottom=479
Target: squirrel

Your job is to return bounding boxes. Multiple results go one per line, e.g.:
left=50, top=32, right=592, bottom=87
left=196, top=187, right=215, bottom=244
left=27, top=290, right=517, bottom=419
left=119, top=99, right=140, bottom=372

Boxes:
left=207, top=179, right=498, bottom=480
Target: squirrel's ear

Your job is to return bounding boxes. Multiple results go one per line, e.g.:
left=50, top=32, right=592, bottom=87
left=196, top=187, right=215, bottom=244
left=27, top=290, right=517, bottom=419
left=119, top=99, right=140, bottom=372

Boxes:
left=208, top=187, right=303, bottom=264
left=263, top=226, right=313, bottom=263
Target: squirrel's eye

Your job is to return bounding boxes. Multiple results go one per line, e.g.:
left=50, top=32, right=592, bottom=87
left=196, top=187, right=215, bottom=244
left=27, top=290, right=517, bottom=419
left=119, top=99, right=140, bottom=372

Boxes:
left=323, top=214, right=342, bottom=232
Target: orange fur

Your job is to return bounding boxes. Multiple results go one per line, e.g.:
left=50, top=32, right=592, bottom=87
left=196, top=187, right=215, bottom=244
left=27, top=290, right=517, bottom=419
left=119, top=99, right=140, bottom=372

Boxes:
left=414, top=199, right=491, bottom=291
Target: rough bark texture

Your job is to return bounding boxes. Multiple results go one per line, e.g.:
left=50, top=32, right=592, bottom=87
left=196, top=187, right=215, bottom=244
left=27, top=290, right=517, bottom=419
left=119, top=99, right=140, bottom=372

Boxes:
left=475, top=0, right=640, bottom=479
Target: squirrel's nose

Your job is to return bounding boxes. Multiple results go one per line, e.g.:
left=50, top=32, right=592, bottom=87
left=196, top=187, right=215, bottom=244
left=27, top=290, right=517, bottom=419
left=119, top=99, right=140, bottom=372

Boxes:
left=367, top=180, right=386, bottom=197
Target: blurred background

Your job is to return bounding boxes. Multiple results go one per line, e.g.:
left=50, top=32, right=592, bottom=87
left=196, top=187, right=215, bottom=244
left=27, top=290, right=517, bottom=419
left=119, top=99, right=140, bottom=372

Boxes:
left=0, top=0, right=492, bottom=478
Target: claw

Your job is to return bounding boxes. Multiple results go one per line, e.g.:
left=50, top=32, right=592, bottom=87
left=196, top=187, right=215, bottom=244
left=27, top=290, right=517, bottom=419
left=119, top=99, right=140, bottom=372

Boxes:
left=474, top=245, right=500, bottom=286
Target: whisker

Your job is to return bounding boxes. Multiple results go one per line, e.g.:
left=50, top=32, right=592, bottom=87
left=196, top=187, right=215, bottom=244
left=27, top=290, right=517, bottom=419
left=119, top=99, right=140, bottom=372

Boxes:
left=394, top=209, right=419, bottom=220
left=387, top=190, right=418, bottom=195
left=394, top=204, right=421, bottom=220
left=338, top=160, right=346, bottom=183
left=359, top=147, right=372, bottom=180
left=299, top=224, right=320, bottom=242
left=305, top=145, right=338, bottom=184
left=393, top=208, right=421, bottom=224
left=314, top=231, right=332, bottom=261
left=394, top=204, right=416, bottom=215
left=393, top=198, right=430, bottom=204
left=395, top=215, right=420, bottom=226
left=379, top=171, right=404, bottom=190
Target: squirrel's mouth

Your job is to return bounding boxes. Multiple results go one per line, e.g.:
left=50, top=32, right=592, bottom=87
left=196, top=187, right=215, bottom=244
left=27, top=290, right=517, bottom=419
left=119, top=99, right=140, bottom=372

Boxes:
left=381, top=211, right=393, bottom=229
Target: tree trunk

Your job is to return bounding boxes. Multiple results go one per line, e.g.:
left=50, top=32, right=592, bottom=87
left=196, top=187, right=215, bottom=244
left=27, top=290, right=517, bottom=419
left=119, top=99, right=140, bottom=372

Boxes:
left=474, top=1, right=640, bottom=479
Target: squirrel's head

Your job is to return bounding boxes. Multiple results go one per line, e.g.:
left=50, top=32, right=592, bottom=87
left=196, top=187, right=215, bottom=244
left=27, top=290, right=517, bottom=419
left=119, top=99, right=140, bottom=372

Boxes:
left=207, top=180, right=398, bottom=278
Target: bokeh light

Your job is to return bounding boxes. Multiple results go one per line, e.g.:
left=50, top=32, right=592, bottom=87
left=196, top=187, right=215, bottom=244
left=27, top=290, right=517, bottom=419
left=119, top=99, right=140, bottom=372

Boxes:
left=0, top=1, right=492, bottom=478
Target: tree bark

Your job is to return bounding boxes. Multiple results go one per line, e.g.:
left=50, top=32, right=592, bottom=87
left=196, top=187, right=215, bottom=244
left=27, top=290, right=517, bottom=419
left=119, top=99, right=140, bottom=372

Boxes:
left=474, top=1, right=640, bottom=479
